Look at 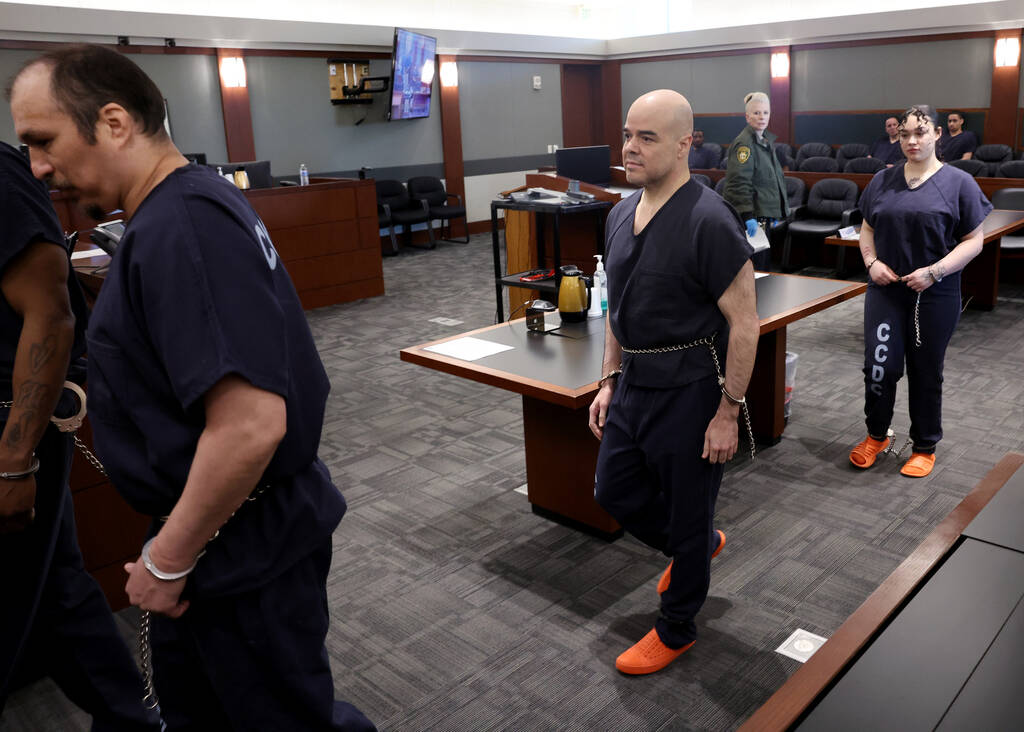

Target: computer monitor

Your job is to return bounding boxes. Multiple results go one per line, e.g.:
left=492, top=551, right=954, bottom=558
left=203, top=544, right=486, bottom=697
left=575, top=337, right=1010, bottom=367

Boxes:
left=555, top=145, right=611, bottom=187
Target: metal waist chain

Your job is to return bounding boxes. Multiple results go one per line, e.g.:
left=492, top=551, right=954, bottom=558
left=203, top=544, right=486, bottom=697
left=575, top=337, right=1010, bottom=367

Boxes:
left=621, top=335, right=755, bottom=460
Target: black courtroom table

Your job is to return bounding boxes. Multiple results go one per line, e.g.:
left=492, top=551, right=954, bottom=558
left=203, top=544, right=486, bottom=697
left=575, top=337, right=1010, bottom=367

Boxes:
left=401, top=273, right=865, bottom=537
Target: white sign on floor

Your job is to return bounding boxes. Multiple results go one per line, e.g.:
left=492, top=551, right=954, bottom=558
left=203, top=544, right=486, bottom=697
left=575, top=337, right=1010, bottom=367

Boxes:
left=776, top=628, right=829, bottom=663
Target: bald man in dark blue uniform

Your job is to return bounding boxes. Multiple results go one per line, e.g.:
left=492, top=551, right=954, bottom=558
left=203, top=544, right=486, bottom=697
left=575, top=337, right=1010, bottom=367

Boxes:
left=589, top=90, right=759, bottom=676
left=11, top=45, right=374, bottom=730
left=0, top=141, right=160, bottom=729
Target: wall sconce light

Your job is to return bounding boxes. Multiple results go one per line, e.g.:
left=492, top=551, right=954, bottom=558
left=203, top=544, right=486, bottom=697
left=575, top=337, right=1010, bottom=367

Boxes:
left=219, top=56, right=247, bottom=88
left=770, top=52, right=790, bottom=79
left=995, top=36, right=1020, bottom=68
left=439, top=61, right=458, bottom=88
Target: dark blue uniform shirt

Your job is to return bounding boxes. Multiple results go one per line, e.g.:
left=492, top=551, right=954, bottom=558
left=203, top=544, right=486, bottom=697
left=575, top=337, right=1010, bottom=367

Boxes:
left=86, top=164, right=344, bottom=596
left=606, top=181, right=752, bottom=388
left=859, top=164, right=991, bottom=295
left=688, top=145, right=720, bottom=170
left=0, top=142, right=87, bottom=392
left=868, top=137, right=905, bottom=166
left=937, top=130, right=978, bottom=162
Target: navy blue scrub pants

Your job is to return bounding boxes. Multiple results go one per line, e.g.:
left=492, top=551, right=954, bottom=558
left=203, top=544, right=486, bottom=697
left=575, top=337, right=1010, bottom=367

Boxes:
left=0, top=423, right=160, bottom=731
left=594, top=374, right=724, bottom=649
left=150, top=539, right=375, bottom=732
left=862, top=281, right=961, bottom=454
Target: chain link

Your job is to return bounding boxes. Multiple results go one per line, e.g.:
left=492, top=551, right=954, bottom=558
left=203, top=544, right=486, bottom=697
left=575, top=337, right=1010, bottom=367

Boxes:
left=622, top=334, right=756, bottom=460
left=913, top=291, right=922, bottom=348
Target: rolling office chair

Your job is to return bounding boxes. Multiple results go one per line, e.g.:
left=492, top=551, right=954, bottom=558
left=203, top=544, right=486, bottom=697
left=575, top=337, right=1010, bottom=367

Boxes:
left=714, top=177, right=727, bottom=196
left=773, top=142, right=795, bottom=170
left=783, top=178, right=859, bottom=272
left=376, top=179, right=435, bottom=255
left=700, top=143, right=724, bottom=168
left=845, top=157, right=886, bottom=174
left=997, top=160, right=1024, bottom=179
left=835, top=143, right=870, bottom=170
left=947, top=158, right=986, bottom=177
left=795, top=142, right=833, bottom=169
left=767, top=176, right=809, bottom=265
left=972, top=144, right=1013, bottom=177
left=799, top=156, right=840, bottom=173
left=691, top=173, right=711, bottom=188
left=407, top=176, right=470, bottom=244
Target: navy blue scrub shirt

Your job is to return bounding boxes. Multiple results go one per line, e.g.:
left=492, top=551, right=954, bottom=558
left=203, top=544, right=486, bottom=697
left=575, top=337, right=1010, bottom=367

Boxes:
left=858, top=163, right=991, bottom=293
left=604, top=180, right=753, bottom=389
left=937, top=130, right=978, bottom=162
left=85, top=163, right=344, bottom=596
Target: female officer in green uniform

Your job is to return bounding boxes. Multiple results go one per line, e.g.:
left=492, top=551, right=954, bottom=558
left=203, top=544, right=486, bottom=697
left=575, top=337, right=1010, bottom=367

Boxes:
left=723, top=92, right=788, bottom=270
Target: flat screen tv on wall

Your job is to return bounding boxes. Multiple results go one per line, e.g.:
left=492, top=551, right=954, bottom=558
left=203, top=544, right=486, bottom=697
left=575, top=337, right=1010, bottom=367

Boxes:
left=389, top=28, right=437, bottom=121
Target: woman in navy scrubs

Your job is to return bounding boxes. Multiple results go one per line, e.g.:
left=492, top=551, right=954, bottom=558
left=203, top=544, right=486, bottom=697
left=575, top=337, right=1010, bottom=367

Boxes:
left=850, top=105, right=990, bottom=477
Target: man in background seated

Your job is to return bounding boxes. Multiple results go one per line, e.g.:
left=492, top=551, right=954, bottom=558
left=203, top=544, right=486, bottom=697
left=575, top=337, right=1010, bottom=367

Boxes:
left=937, top=111, right=977, bottom=161
left=868, top=117, right=905, bottom=167
left=687, top=130, right=719, bottom=169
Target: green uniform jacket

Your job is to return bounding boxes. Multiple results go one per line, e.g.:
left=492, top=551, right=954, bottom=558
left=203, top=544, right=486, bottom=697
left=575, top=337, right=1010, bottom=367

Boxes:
left=723, top=126, right=789, bottom=221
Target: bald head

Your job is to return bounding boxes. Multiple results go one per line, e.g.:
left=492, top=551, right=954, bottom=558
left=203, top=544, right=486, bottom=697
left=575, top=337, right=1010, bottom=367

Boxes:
left=628, top=89, right=694, bottom=139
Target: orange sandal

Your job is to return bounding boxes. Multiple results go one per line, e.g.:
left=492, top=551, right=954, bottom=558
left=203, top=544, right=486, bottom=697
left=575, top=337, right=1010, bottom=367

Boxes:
left=849, top=435, right=890, bottom=469
left=657, top=530, right=726, bottom=595
left=900, top=452, right=935, bottom=477
left=615, top=628, right=695, bottom=675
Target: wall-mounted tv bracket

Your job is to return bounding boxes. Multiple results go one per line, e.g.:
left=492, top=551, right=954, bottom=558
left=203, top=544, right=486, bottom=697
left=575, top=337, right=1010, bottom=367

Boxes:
left=328, top=59, right=389, bottom=106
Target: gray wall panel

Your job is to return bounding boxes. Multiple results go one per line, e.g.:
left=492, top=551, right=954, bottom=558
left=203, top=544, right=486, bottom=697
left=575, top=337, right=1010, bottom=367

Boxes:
left=459, top=61, right=562, bottom=162
left=131, top=54, right=227, bottom=164
left=793, top=38, right=993, bottom=111
left=621, top=54, right=771, bottom=120
left=1, top=49, right=53, bottom=147
left=246, top=55, right=443, bottom=178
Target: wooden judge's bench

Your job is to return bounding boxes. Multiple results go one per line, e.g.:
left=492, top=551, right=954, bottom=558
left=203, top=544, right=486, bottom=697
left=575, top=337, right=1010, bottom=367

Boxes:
left=53, top=177, right=383, bottom=609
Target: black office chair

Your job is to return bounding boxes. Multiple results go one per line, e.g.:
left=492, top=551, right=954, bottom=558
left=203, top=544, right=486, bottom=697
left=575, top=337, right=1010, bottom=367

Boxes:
left=795, top=142, right=833, bottom=169
left=768, top=177, right=810, bottom=265
left=208, top=160, right=274, bottom=189
left=973, top=144, right=1013, bottom=177
left=845, top=157, right=886, bottom=174
left=376, top=179, right=434, bottom=255
left=799, top=156, right=839, bottom=173
left=998, top=160, right=1024, bottom=179
left=947, top=158, right=986, bottom=177
left=714, top=177, right=727, bottom=196
left=701, top=143, right=723, bottom=168
left=991, top=188, right=1024, bottom=265
left=407, top=176, right=469, bottom=244
left=691, top=173, right=711, bottom=188
left=183, top=152, right=207, bottom=165
left=783, top=178, right=859, bottom=271
left=774, top=142, right=795, bottom=170
left=836, top=143, right=870, bottom=170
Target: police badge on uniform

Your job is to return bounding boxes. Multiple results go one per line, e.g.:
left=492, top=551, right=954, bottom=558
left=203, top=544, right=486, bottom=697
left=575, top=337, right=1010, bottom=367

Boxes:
left=736, top=146, right=751, bottom=164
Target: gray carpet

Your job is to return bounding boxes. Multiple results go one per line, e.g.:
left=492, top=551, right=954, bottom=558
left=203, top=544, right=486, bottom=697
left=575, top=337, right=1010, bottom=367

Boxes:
left=3, top=235, right=1023, bottom=731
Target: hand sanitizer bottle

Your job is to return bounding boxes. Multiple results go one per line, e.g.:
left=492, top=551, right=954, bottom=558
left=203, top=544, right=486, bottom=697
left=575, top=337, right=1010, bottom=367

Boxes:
left=593, top=254, right=608, bottom=314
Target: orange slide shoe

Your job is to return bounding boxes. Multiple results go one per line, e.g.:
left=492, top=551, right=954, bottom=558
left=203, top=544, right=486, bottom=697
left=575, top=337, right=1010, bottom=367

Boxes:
left=900, top=452, right=935, bottom=477
left=615, top=628, right=695, bottom=675
left=849, top=435, right=890, bottom=469
left=657, top=530, right=726, bottom=595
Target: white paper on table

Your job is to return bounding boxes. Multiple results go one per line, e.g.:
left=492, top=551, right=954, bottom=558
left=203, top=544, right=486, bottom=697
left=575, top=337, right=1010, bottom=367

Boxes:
left=747, top=225, right=770, bottom=252
left=70, top=248, right=106, bottom=260
left=424, top=336, right=514, bottom=362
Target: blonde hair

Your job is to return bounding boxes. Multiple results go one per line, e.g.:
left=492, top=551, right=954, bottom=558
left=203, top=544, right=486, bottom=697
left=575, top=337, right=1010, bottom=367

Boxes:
left=744, top=92, right=770, bottom=110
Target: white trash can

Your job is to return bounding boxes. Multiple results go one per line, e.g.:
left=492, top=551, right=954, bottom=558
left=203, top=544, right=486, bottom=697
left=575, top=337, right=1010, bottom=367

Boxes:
left=784, top=351, right=798, bottom=419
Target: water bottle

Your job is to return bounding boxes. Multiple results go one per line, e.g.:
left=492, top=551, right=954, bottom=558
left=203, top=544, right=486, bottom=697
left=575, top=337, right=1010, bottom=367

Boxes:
left=299, top=163, right=309, bottom=186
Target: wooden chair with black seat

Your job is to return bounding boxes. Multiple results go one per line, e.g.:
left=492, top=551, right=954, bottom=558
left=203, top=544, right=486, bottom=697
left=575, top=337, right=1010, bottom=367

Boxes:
left=376, top=179, right=435, bottom=255
left=407, top=176, right=469, bottom=244
left=991, top=188, right=1024, bottom=273
left=782, top=178, right=860, bottom=273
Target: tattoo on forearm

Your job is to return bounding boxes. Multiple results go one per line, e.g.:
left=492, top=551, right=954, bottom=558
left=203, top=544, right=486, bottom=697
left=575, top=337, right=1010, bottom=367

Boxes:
left=3, top=381, right=52, bottom=448
left=29, top=336, right=57, bottom=375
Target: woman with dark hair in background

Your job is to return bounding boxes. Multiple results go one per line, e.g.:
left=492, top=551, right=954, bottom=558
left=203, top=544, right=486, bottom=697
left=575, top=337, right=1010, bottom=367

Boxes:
left=723, top=91, right=788, bottom=271
left=849, top=105, right=990, bottom=478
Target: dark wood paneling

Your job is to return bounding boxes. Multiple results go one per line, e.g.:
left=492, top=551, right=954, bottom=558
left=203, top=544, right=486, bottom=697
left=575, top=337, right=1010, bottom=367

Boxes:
left=438, top=54, right=466, bottom=203
left=247, top=186, right=357, bottom=227
left=561, top=63, right=603, bottom=148
left=986, top=29, right=1023, bottom=146
left=601, top=61, right=623, bottom=164
left=217, top=48, right=256, bottom=163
